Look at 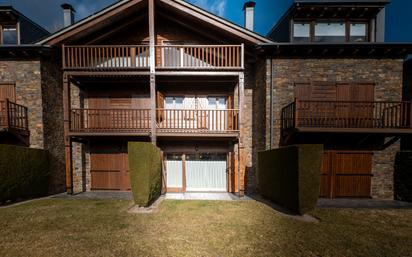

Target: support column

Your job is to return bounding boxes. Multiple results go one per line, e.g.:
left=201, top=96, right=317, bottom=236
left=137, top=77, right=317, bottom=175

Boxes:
left=237, top=72, right=245, bottom=197
left=63, top=74, right=73, bottom=194
left=149, top=0, right=156, bottom=144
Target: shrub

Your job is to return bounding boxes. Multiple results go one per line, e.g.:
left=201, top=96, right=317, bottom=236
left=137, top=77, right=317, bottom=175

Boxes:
left=0, top=145, right=49, bottom=203
left=258, top=145, right=323, bottom=215
left=128, top=142, right=162, bottom=207
left=394, top=151, right=412, bottom=202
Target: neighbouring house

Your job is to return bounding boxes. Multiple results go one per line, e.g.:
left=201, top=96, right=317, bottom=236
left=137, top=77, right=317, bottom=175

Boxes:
left=256, top=0, right=412, bottom=199
left=37, top=0, right=272, bottom=195
left=0, top=5, right=65, bottom=193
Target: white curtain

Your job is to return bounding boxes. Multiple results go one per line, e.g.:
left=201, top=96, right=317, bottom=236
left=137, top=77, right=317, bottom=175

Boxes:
left=166, top=160, right=183, bottom=188
left=186, top=160, right=227, bottom=191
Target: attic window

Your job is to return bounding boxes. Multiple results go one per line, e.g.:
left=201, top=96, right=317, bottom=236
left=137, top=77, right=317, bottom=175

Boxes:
left=293, top=23, right=310, bottom=42
left=314, top=22, right=345, bottom=42
left=1, top=25, right=18, bottom=45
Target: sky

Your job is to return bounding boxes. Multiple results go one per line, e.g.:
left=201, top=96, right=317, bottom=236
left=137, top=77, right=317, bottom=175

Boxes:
left=0, top=0, right=411, bottom=42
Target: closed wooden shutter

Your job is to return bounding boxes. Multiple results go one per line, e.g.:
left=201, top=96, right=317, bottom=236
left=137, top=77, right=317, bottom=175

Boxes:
left=156, top=91, right=165, bottom=121
left=0, top=84, right=16, bottom=102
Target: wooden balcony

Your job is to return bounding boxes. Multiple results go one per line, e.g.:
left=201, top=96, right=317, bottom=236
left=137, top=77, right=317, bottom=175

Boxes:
left=62, top=45, right=244, bottom=71
left=281, top=100, right=412, bottom=134
left=0, top=99, right=29, bottom=135
left=69, top=108, right=239, bottom=137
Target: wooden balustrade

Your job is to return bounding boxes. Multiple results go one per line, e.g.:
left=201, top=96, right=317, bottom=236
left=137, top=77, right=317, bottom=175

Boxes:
left=0, top=99, right=29, bottom=132
left=62, top=45, right=150, bottom=70
left=62, top=44, right=244, bottom=70
left=69, top=108, right=239, bottom=134
left=281, top=100, right=412, bottom=131
left=156, top=109, right=239, bottom=133
left=156, top=45, right=243, bottom=69
left=70, top=109, right=151, bottom=133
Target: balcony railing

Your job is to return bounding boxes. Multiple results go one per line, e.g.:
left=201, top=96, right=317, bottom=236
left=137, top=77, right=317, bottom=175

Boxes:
left=63, top=45, right=150, bottom=70
left=69, top=108, right=239, bottom=135
left=281, top=100, right=412, bottom=131
left=155, top=45, right=243, bottom=69
left=0, top=99, right=29, bottom=132
left=70, top=109, right=151, bottom=133
left=156, top=109, right=239, bottom=134
left=62, top=44, right=243, bottom=71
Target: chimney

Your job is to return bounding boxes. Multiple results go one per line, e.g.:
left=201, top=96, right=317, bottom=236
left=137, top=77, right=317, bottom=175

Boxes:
left=243, top=1, right=256, bottom=31
left=61, top=3, right=75, bottom=27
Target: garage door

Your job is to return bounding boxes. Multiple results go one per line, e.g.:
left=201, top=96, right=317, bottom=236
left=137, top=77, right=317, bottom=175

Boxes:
left=185, top=154, right=227, bottom=192
left=321, top=151, right=373, bottom=198
left=90, top=143, right=131, bottom=191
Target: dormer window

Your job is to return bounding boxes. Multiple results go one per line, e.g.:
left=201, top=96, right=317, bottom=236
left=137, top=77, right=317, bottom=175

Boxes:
left=314, top=22, right=346, bottom=42
left=1, top=24, right=18, bottom=45
left=350, top=23, right=367, bottom=42
left=293, top=22, right=310, bottom=42
left=292, top=20, right=369, bottom=43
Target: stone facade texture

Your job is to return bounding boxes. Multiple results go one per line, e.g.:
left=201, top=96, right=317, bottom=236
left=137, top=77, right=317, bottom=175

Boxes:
left=0, top=58, right=65, bottom=193
left=252, top=58, right=404, bottom=199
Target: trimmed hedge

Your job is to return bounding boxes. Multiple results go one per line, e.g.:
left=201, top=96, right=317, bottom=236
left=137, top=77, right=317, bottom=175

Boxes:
left=0, top=144, right=49, bottom=203
left=258, top=145, right=323, bottom=215
left=394, top=151, right=412, bottom=202
left=128, top=142, right=162, bottom=207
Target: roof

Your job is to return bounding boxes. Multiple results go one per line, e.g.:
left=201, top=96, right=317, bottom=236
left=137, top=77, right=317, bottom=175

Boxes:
left=37, top=0, right=272, bottom=45
left=257, top=43, right=412, bottom=59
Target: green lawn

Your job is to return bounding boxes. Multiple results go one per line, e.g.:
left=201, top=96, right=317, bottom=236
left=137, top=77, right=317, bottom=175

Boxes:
left=0, top=199, right=411, bottom=257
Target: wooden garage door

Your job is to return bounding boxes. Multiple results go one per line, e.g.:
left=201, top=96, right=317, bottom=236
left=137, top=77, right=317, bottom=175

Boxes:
left=90, top=143, right=131, bottom=191
left=321, top=151, right=373, bottom=198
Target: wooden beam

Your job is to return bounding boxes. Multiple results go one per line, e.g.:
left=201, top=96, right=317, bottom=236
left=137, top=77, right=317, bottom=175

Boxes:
left=150, top=74, right=157, bottom=144
left=149, top=0, right=156, bottom=145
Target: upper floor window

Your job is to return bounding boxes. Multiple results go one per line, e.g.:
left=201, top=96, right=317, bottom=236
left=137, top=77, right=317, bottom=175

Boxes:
left=314, top=22, right=346, bottom=42
left=292, top=20, right=369, bottom=43
left=1, top=25, right=18, bottom=45
left=293, top=23, right=311, bottom=42
left=350, top=23, right=367, bottom=42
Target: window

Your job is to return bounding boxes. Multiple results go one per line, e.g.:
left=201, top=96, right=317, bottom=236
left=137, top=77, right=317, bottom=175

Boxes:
left=314, top=22, right=346, bottom=42
left=165, top=96, right=184, bottom=109
left=292, top=20, right=370, bottom=43
left=293, top=22, right=311, bottom=42
left=1, top=25, right=18, bottom=45
left=350, top=23, right=367, bottom=42
left=207, top=97, right=226, bottom=110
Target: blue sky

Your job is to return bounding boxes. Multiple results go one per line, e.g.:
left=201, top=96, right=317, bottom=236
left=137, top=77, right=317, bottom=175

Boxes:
left=0, top=0, right=411, bottom=41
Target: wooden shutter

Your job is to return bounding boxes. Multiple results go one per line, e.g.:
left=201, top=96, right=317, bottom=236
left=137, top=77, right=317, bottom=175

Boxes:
left=0, top=84, right=16, bottom=102
left=337, top=83, right=375, bottom=127
left=156, top=91, right=165, bottom=121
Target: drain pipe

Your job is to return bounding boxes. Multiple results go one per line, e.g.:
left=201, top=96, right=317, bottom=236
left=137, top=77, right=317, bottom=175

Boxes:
left=269, top=58, right=274, bottom=149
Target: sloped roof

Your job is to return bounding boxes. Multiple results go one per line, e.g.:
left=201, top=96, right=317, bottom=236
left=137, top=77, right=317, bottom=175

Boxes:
left=37, top=0, right=272, bottom=45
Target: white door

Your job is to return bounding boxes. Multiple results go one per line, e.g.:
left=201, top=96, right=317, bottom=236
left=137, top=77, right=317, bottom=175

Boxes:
left=208, top=97, right=227, bottom=131
left=166, top=155, right=183, bottom=189
left=185, top=154, right=227, bottom=192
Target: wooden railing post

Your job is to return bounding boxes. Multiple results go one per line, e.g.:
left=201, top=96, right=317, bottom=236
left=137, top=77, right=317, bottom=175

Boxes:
left=130, top=47, right=136, bottom=67
left=409, top=101, right=412, bottom=128
left=294, top=99, right=299, bottom=128
left=5, top=98, right=10, bottom=128
left=240, top=44, right=245, bottom=69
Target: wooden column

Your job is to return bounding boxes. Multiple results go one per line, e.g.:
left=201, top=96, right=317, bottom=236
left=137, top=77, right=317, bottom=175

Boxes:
left=149, top=0, right=157, bottom=144
left=63, top=74, right=73, bottom=194
left=237, top=72, right=245, bottom=196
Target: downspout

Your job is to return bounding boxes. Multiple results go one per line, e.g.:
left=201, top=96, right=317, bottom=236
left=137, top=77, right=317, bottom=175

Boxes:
left=269, top=58, right=274, bottom=149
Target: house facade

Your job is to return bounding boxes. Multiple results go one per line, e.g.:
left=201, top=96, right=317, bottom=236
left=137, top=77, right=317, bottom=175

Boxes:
left=38, top=0, right=272, bottom=195
left=1, top=0, right=411, bottom=199
left=256, top=0, right=412, bottom=199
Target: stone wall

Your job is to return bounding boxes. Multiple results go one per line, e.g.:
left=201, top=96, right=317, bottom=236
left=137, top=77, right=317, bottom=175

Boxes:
left=255, top=58, right=404, bottom=199
left=41, top=58, right=65, bottom=193
left=0, top=60, right=44, bottom=148
left=0, top=58, right=66, bottom=193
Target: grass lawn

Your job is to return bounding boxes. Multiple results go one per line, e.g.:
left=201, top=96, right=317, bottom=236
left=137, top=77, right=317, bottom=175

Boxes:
left=0, top=199, right=411, bottom=257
